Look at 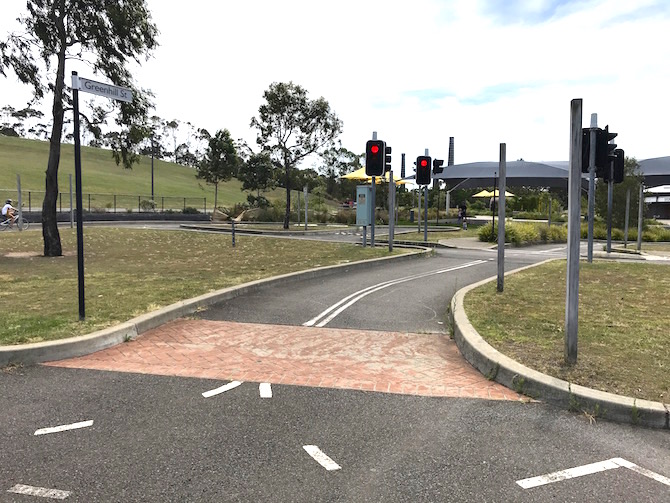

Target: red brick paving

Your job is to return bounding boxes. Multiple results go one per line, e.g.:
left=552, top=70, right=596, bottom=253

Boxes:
left=46, top=319, right=520, bottom=400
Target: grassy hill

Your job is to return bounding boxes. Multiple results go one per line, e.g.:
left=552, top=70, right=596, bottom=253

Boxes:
left=0, top=135, right=251, bottom=210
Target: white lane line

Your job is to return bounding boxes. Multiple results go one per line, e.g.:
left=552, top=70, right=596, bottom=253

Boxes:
left=304, top=260, right=486, bottom=328
left=613, top=458, right=670, bottom=486
left=7, top=484, right=71, bottom=499
left=517, top=459, right=620, bottom=488
left=34, top=420, right=94, bottom=436
left=202, top=381, right=243, bottom=398
left=536, top=246, right=567, bottom=254
left=303, top=445, right=341, bottom=471
left=259, top=383, right=272, bottom=398
left=517, top=457, right=670, bottom=489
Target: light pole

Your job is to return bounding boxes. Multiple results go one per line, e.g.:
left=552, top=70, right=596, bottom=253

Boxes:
left=151, top=136, right=155, bottom=201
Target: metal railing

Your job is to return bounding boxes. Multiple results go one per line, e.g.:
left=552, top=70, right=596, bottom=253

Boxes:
left=0, top=189, right=209, bottom=214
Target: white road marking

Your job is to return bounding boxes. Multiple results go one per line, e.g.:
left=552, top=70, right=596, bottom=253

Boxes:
left=536, top=246, right=566, bottom=254
left=202, top=381, right=243, bottom=398
left=304, top=260, right=486, bottom=327
left=34, top=420, right=94, bottom=436
left=303, top=445, right=341, bottom=471
left=517, top=457, right=670, bottom=489
left=259, top=383, right=272, bottom=398
left=7, top=484, right=71, bottom=499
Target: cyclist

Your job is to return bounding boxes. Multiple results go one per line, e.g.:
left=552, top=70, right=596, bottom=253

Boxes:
left=2, top=199, right=17, bottom=228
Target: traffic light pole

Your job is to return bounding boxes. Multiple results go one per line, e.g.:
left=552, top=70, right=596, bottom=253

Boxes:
left=497, top=144, right=506, bottom=293
left=565, top=98, right=582, bottom=365
left=371, top=177, right=375, bottom=247
left=587, top=114, right=597, bottom=263
left=607, top=162, right=614, bottom=253
left=388, top=170, right=394, bottom=252
left=424, top=148, right=429, bottom=242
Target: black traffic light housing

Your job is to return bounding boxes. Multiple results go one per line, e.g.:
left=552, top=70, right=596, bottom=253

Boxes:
left=365, top=140, right=385, bottom=176
left=604, top=148, right=625, bottom=183
left=432, top=159, right=444, bottom=175
left=384, top=145, right=392, bottom=174
left=581, top=125, right=618, bottom=178
left=416, top=155, right=432, bottom=185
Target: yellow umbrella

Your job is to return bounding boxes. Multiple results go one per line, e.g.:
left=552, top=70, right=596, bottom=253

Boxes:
left=472, top=190, right=493, bottom=198
left=341, top=167, right=407, bottom=185
left=492, top=189, right=515, bottom=197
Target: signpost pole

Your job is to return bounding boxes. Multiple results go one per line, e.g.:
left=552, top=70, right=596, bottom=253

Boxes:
left=497, top=144, right=506, bottom=292
left=565, top=98, right=583, bottom=365
left=587, top=114, right=597, bottom=263
left=72, top=71, right=86, bottom=321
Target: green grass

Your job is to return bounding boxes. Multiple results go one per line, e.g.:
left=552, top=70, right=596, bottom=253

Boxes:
left=0, top=227, right=406, bottom=345
left=0, top=135, right=303, bottom=210
left=464, top=260, right=670, bottom=403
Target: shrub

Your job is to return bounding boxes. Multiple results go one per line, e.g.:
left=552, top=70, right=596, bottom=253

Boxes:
left=479, top=221, right=567, bottom=245
left=333, top=209, right=355, bottom=224
left=183, top=206, right=200, bottom=214
left=140, top=199, right=156, bottom=211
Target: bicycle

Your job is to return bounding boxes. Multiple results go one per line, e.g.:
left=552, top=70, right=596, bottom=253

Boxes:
left=0, top=213, right=30, bottom=231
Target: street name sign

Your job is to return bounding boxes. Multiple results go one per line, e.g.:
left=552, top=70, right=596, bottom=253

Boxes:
left=73, top=75, right=133, bottom=103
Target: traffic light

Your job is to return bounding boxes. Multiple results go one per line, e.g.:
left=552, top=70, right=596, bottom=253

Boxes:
left=385, top=145, right=392, bottom=173
left=596, top=125, right=617, bottom=175
left=605, top=148, right=625, bottom=183
left=416, top=155, right=432, bottom=185
left=365, top=140, right=385, bottom=176
left=432, top=159, right=444, bottom=175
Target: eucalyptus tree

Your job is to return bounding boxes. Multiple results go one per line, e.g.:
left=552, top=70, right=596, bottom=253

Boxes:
left=0, top=0, right=158, bottom=256
left=196, top=129, right=240, bottom=211
left=251, top=82, right=342, bottom=228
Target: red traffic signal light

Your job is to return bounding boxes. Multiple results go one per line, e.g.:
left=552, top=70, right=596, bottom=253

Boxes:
left=416, top=155, right=432, bottom=185
left=366, top=140, right=385, bottom=176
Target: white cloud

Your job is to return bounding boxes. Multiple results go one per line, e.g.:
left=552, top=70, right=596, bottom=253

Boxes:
left=1, top=0, right=669, bottom=168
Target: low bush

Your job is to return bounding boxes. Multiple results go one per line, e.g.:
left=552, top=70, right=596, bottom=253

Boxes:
left=479, top=221, right=568, bottom=245
left=182, top=206, right=200, bottom=214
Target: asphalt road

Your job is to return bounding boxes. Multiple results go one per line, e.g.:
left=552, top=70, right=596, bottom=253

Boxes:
left=2, top=240, right=669, bottom=502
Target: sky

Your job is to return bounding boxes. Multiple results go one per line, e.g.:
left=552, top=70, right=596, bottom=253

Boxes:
left=2, top=0, right=670, bottom=172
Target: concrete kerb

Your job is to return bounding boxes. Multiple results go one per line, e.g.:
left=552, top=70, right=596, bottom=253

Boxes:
left=0, top=246, right=432, bottom=367
left=450, top=259, right=669, bottom=429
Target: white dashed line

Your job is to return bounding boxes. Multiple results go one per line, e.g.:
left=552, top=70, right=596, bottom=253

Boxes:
left=7, top=484, right=71, bottom=499
left=202, top=381, right=243, bottom=398
left=516, top=457, right=670, bottom=489
left=34, top=420, right=93, bottom=436
left=303, top=445, right=341, bottom=471
left=259, top=383, right=272, bottom=398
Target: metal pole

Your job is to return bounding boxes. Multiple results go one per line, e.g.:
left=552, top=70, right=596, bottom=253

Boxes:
left=417, top=188, right=421, bottom=232
left=587, top=113, right=597, bottom=262
left=297, top=190, right=301, bottom=225
left=636, top=183, right=644, bottom=251
left=497, top=144, right=506, bottom=292
left=424, top=186, right=428, bottom=242
left=69, top=174, right=73, bottom=228
left=565, top=98, right=582, bottom=365
left=492, top=172, right=497, bottom=235
left=371, top=177, right=376, bottom=246
left=624, top=188, right=630, bottom=248
left=304, top=186, right=308, bottom=231
left=388, top=169, right=394, bottom=252
left=16, top=175, right=23, bottom=231
left=72, top=71, right=86, bottom=321
left=362, top=226, right=367, bottom=248
left=231, top=220, right=236, bottom=247
left=606, top=161, right=613, bottom=253
left=151, top=137, right=155, bottom=201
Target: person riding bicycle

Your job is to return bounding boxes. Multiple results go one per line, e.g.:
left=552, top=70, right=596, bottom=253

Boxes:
left=2, top=199, right=17, bottom=228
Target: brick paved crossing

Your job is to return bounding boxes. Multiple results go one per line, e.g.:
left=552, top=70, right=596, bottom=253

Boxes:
left=47, top=319, right=520, bottom=400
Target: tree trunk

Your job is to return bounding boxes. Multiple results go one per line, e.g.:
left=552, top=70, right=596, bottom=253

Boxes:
left=42, top=7, right=67, bottom=257
left=283, top=155, right=291, bottom=229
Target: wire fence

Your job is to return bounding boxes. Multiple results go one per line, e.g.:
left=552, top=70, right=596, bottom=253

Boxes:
left=0, top=189, right=209, bottom=214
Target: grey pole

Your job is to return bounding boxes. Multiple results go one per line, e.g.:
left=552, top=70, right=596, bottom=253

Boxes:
left=16, top=175, right=23, bottom=231
left=637, top=183, right=644, bottom=251
left=587, top=113, right=597, bottom=262
left=424, top=148, right=429, bottom=242
left=371, top=176, right=376, bottom=246
left=548, top=193, right=552, bottom=227
left=606, top=162, right=613, bottom=253
left=623, top=188, right=630, bottom=248
left=151, top=137, right=155, bottom=201
left=388, top=169, right=394, bottom=252
left=72, top=71, right=86, bottom=321
left=69, top=174, right=74, bottom=228
left=417, top=188, right=421, bottom=232
left=297, top=190, right=301, bottom=225
left=303, top=186, right=308, bottom=231
left=565, top=98, right=582, bottom=365
left=497, top=144, right=506, bottom=292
